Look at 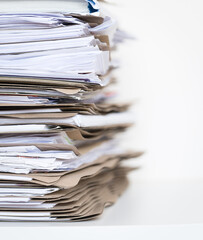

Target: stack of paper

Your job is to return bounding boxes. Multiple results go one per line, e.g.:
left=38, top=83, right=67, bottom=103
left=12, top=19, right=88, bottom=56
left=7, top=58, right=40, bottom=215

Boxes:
left=0, top=0, right=141, bottom=221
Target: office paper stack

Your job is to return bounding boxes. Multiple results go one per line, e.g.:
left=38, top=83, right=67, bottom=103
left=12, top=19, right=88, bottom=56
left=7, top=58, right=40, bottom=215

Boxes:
left=0, top=0, right=141, bottom=221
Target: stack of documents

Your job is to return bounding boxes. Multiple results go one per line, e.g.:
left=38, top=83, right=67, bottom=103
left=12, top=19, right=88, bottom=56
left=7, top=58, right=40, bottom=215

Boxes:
left=0, top=0, right=141, bottom=221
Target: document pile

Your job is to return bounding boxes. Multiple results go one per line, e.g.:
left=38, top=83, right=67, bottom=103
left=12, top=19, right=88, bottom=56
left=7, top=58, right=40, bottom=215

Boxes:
left=0, top=0, right=141, bottom=221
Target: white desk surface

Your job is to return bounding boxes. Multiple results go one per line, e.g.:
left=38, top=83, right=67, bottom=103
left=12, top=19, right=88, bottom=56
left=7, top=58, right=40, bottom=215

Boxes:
left=1, top=0, right=203, bottom=239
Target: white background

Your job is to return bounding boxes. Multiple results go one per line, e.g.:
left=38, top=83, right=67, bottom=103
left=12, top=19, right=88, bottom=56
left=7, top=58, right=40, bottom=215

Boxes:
left=109, top=0, right=203, bottom=180
left=2, top=0, right=203, bottom=238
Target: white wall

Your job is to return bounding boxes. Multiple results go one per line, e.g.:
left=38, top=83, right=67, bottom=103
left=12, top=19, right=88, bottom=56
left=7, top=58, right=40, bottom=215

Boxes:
left=102, top=0, right=203, bottom=180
